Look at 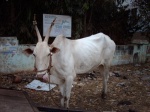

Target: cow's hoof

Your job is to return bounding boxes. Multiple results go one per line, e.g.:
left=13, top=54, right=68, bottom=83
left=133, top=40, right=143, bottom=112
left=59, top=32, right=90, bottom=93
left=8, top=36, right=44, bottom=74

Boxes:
left=101, top=92, right=107, bottom=99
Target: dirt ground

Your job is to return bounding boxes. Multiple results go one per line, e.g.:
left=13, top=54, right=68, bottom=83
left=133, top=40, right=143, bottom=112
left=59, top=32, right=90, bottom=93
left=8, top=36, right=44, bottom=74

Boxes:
left=0, top=63, right=150, bottom=112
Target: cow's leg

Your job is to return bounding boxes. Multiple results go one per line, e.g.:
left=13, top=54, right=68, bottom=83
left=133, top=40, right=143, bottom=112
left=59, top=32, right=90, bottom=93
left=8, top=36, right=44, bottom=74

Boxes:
left=59, top=83, right=65, bottom=107
left=100, top=65, right=109, bottom=99
left=51, top=75, right=66, bottom=107
left=106, top=65, right=110, bottom=82
left=64, top=76, right=74, bottom=108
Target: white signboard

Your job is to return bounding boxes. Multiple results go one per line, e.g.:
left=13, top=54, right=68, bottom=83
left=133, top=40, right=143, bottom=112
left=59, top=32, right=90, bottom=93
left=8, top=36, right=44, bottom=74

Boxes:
left=43, top=14, right=72, bottom=37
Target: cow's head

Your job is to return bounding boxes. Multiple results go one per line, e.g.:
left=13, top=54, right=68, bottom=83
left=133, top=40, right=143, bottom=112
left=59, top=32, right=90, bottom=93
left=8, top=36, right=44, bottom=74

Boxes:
left=24, top=18, right=59, bottom=82
left=33, top=42, right=59, bottom=81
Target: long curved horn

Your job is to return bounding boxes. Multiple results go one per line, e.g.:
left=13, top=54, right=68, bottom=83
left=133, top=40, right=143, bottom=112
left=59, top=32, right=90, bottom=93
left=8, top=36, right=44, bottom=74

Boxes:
left=33, top=14, right=42, bottom=42
left=44, top=18, right=56, bottom=42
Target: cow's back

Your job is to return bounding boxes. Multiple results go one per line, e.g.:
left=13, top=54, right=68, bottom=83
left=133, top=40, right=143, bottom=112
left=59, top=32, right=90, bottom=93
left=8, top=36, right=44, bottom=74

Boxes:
left=51, top=33, right=115, bottom=75
left=72, top=33, right=116, bottom=74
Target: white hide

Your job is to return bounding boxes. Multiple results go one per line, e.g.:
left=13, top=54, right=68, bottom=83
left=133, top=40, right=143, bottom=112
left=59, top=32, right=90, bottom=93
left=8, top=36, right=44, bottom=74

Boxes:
left=50, top=33, right=115, bottom=75
left=33, top=32, right=116, bottom=108
left=42, top=33, right=116, bottom=108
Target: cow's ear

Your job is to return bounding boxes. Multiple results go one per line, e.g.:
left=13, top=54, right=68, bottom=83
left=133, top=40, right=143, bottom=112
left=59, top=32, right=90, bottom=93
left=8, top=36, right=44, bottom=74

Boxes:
left=23, top=48, right=33, bottom=54
left=50, top=47, right=60, bottom=54
left=23, top=46, right=35, bottom=56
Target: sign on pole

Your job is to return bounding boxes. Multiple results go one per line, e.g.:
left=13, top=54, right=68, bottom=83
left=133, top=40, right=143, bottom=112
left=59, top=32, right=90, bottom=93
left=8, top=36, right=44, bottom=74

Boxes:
left=43, top=14, right=72, bottom=37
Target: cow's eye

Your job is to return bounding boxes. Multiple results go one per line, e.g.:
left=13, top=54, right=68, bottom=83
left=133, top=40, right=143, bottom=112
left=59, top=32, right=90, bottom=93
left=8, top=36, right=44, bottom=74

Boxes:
left=33, top=54, right=36, bottom=57
left=48, top=53, right=50, bottom=56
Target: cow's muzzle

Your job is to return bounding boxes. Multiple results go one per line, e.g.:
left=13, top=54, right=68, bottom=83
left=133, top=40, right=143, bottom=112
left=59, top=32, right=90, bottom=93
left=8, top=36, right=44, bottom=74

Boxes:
left=36, top=74, right=45, bottom=79
left=36, top=72, right=50, bottom=83
left=35, top=53, right=53, bottom=82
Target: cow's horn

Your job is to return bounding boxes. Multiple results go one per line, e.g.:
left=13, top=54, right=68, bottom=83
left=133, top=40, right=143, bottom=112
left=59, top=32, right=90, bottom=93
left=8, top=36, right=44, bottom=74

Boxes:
left=34, top=25, right=42, bottom=42
left=33, top=14, right=42, bottom=42
left=44, top=18, right=56, bottom=42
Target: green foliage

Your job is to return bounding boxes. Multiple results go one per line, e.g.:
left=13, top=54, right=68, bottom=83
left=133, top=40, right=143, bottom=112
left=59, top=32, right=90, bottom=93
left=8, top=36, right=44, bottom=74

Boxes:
left=128, top=0, right=150, bottom=32
left=0, top=0, right=149, bottom=44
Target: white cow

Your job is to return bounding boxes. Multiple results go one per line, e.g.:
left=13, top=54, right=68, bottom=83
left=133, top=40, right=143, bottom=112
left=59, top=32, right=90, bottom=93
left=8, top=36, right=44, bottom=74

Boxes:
left=25, top=20, right=116, bottom=108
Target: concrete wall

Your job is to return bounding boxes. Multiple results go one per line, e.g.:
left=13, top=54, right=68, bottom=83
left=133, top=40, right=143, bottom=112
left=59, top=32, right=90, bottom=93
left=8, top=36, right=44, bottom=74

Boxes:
left=0, top=45, right=35, bottom=74
left=112, top=44, right=148, bottom=65
left=0, top=44, right=149, bottom=74
left=146, top=44, right=150, bottom=62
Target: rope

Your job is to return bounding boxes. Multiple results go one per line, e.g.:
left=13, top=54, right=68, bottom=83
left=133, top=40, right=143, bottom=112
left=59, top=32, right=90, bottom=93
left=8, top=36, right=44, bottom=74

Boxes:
left=31, top=15, right=60, bottom=108
left=48, top=53, right=61, bottom=108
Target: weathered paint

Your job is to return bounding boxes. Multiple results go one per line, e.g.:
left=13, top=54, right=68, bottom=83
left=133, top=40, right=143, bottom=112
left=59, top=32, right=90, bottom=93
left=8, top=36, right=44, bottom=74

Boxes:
left=0, top=45, right=35, bottom=74
left=0, top=44, right=149, bottom=74
left=146, top=45, right=150, bottom=62
left=112, top=44, right=149, bottom=65
left=0, top=37, right=18, bottom=54
left=112, top=45, right=134, bottom=65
